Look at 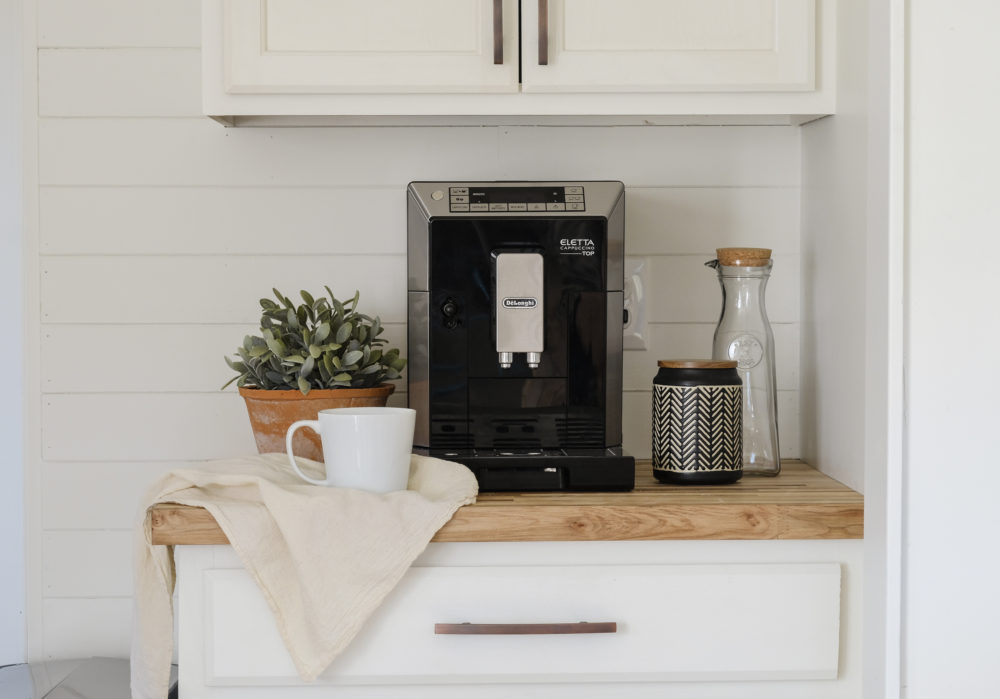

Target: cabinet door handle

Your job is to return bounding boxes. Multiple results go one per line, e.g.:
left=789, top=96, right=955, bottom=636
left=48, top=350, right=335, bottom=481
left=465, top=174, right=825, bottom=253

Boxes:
left=435, top=622, right=617, bottom=635
left=493, top=0, right=504, bottom=64
left=538, top=0, right=549, bottom=65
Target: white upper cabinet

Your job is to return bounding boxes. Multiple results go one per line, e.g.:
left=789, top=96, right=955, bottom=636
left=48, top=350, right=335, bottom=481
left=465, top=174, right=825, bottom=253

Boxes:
left=204, top=0, right=835, bottom=124
left=224, top=0, right=519, bottom=94
left=521, top=0, right=814, bottom=93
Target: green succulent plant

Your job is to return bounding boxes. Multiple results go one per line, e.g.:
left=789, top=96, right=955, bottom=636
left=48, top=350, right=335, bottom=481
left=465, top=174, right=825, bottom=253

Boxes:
left=222, top=287, right=406, bottom=395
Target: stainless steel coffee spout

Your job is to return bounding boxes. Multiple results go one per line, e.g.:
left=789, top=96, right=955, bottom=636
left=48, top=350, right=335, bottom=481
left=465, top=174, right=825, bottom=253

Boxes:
left=495, top=252, right=544, bottom=368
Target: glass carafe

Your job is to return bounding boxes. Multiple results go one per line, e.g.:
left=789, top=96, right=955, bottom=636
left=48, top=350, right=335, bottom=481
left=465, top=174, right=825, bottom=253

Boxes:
left=705, top=248, right=780, bottom=475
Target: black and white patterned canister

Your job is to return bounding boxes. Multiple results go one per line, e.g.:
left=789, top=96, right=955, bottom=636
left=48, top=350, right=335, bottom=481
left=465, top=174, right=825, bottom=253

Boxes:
left=652, top=360, right=743, bottom=484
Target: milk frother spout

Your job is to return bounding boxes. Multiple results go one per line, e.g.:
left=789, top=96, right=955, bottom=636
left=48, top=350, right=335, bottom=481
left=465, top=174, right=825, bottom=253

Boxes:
left=495, top=252, right=545, bottom=369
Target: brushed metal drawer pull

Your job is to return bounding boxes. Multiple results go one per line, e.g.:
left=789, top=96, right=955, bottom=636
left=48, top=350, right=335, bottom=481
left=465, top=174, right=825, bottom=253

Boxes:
left=493, top=0, right=504, bottom=64
left=538, top=0, right=549, bottom=65
left=435, top=622, right=617, bottom=635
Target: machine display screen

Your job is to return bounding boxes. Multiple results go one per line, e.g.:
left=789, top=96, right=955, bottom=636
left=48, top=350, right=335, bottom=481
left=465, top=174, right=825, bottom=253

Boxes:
left=448, top=185, right=586, bottom=213
left=472, top=187, right=565, bottom=203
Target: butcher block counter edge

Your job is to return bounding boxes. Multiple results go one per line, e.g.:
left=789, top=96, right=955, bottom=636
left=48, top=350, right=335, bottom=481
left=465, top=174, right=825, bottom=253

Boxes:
left=148, top=460, right=863, bottom=544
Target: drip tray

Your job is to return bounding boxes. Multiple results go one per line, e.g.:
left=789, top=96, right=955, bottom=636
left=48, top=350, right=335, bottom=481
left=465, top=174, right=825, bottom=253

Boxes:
left=423, top=447, right=635, bottom=492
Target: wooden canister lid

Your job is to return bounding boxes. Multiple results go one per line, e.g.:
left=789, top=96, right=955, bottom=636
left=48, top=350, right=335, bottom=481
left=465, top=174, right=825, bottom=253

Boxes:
left=657, top=360, right=738, bottom=369
left=716, top=247, right=772, bottom=266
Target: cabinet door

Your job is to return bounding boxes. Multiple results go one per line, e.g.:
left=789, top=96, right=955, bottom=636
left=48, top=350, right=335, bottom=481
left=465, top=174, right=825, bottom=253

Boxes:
left=521, top=0, right=816, bottom=93
left=224, top=0, right=519, bottom=94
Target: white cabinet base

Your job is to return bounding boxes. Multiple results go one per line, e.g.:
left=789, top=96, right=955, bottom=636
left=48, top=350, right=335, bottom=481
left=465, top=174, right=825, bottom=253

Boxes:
left=177, top=540, right=861, bottom=698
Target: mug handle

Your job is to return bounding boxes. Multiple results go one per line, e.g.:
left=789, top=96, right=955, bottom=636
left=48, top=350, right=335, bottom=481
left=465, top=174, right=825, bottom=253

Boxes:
left=286, top=420, right=326, bottom=485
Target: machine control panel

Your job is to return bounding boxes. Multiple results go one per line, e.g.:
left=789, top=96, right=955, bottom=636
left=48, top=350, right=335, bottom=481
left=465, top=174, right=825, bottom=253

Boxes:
left=449, top=185, right=585, bottom=213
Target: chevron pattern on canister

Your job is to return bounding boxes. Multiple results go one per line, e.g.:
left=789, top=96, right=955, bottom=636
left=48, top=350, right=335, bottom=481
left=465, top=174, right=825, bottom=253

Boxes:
left=652, top=384, right=742, bottom=473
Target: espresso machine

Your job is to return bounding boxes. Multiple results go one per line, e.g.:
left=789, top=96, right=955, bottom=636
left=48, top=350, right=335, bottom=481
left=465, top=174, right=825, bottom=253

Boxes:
left=406, top=181, right=635, bottom=491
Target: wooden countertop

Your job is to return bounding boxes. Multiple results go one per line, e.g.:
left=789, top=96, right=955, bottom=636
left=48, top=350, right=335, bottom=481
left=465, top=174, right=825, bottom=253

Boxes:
left=148, top=460, right=863, bottom=544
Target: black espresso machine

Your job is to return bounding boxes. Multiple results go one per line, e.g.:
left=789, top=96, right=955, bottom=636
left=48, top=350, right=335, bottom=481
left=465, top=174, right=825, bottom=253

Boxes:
left=406, top=181, right=635, bottom=491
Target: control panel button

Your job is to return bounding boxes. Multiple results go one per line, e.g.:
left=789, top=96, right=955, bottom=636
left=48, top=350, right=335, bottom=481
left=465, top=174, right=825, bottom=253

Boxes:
left=441, top=299, right=459, bottom=317
left=508, top=203, right=527, bottom=211
left=567, top=202, right=586, bottom=211
left=432, top=190, right=445, bottom=201
left=450, top=203, right=470, bottom=212
left=489, top=203, right=509, bottom=212
left=565, top=194, right=584, bottom=202
left=564, top=186, right=584, bottom=194
left=546, top=202, right=566, bottom=211
left=527, top=203, right=546, bottom=211
left=449, top=187, right=469, bottom=195
left=450, top=195, right=469, bottom=203
left=470, top=203, right=489, bottom=212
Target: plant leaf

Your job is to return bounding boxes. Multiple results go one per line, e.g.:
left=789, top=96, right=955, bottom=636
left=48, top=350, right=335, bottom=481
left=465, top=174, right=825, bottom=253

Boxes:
left=300, top=355, right=315, bottom=378
left=313, top=322, right=331, bottom=343
left=265, top=337, right=287, bottom=357
left=335, top=322, right=352, bottom=344
left=342, top=349, right=363, bottom=366
left=297, top=376, right=311, bottom=395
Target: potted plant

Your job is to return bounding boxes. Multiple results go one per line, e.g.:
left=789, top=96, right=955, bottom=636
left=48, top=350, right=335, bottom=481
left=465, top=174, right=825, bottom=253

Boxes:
left=223, top=287, right=406, bottom=460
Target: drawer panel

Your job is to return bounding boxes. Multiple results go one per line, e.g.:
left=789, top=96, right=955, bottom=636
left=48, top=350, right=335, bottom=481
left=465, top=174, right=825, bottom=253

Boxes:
left=204, top=563, right=840, bottom=685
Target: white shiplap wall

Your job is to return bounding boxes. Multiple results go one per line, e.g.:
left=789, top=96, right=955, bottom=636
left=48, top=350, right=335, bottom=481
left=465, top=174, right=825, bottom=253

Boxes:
left=29, top=0, right=801, bottom=658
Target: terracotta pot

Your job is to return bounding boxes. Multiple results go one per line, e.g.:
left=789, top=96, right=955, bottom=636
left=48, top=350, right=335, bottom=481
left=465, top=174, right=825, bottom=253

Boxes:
left=238, top=384, right=396, bottom=460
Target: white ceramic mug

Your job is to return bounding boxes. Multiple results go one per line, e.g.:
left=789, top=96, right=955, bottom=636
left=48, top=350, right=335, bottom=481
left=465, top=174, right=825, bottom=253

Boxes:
left=285, top=407, right=416, bottom=493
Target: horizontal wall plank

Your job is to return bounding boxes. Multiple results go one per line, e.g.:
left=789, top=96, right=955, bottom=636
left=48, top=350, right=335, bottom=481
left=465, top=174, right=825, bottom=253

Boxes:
left=625, top=186, right=799, bottom=255
left=42, top=323, right=408, bottom=393
left=647, top=254, right=800, bottom=323
left=42, top=461, right=184, bottom=530
left=43, top=598, right=133, bottom=660
left=43, top=393, right=256, bottom=462
left=38, top=0, right=200, bottom=48
left=42, top=531, right=133, bottom=598
left=39, top=121, right=799, bottom=188
left=39, top=49, right=200, bottom=117
left=42, top=183, right=791, bottom=256
left=624, top=390, right=801, bottom=461
left=40, top=255, right=407, bottom=324
left=41, top=254, right=800, bottom=326
left=39, top=119, right=506, bottom=187
left=498, top=126, right=800, bottom=187
left=622, top=323, right=799, bottom=392
left=40, top=388, right=791, bottom=463
left=40, top=187, right=407, bottom=255
left=39, top=185, right=790, bottom=257
left=42, top=391, right=409, bottom=462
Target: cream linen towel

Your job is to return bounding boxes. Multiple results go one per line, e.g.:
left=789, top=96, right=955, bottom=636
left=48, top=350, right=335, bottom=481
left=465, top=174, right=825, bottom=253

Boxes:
left=131, top=453, right=478, bottom=699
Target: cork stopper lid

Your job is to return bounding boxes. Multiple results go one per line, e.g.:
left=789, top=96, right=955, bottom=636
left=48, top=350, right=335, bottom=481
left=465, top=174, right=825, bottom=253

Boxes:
left=657, top=360, right=738, bottom=369
left=716, top=247, right=772, bottom=266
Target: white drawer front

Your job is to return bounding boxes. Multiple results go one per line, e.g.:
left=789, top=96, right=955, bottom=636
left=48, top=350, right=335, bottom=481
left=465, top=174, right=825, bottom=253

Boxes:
left=205, top=563, right=841, bottom=685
